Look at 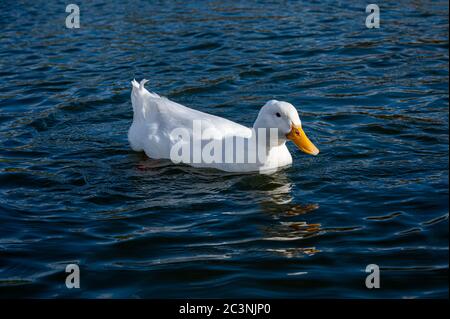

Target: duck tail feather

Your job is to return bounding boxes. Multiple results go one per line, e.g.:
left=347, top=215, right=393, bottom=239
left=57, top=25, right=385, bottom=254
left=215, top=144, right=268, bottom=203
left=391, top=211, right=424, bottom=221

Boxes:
left=131, top=78, right=160, bottom=98
left=131, top=79, right=140, bottom=90
left=139, top=79, right=149, bottom=90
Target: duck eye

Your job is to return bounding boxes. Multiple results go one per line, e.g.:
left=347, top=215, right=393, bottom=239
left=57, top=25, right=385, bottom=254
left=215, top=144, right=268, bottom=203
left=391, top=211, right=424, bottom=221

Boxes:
left=275, top=112, right=281, bottom=117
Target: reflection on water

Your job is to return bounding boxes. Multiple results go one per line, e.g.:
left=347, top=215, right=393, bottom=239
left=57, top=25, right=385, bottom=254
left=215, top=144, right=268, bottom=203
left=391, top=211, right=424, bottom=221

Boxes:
left=265, top=221, right=322, bottom=241
left=268, top=247, right=320, bottom=258
left=237, top=170, right=294, bottom=203
left=240, top=172, right=322, bottom=256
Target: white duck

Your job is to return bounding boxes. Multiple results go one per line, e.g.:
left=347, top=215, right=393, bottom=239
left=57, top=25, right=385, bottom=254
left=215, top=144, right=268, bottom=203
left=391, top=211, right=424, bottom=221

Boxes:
left=128, top=79, right=319, bottom=174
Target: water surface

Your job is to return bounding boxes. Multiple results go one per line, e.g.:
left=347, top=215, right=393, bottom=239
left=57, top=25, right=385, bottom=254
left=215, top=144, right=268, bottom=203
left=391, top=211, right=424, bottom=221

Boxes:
left=0, top=0, right=448, bottom=298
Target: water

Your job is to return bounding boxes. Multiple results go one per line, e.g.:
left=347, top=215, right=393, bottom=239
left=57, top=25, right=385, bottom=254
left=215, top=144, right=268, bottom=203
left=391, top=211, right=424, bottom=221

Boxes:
left=0, top=0, right=448, bottom=298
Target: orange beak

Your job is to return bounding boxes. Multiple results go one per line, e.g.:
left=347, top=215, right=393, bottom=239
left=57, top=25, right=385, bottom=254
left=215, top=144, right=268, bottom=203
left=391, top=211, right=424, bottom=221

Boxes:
left=286, top=124, right=319, bottom=156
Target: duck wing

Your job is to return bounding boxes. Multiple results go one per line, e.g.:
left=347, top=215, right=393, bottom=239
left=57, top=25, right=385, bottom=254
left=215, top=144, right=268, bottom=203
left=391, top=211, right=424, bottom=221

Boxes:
left=129, top=79, right=252, bottom=159
left=131, top=79, right=251, bottom=138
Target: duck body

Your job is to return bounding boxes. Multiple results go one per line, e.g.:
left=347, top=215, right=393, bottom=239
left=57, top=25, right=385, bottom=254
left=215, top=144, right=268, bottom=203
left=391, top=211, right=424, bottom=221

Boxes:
left=128, top=79, right=318, bottom=174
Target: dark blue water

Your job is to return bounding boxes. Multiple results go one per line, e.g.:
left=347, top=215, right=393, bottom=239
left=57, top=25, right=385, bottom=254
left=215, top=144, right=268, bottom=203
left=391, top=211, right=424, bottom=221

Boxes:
left=0, top=0, right=448, bottom=298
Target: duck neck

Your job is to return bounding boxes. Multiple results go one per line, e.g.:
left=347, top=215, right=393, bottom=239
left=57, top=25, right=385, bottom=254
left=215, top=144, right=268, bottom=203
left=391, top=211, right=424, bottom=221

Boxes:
left=252, top=125, right=286, bottom=156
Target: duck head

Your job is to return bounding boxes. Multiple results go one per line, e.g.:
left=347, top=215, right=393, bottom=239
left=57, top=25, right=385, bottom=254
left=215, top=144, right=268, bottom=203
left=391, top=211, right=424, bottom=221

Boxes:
left=253, top=100, right=319, bottom=156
